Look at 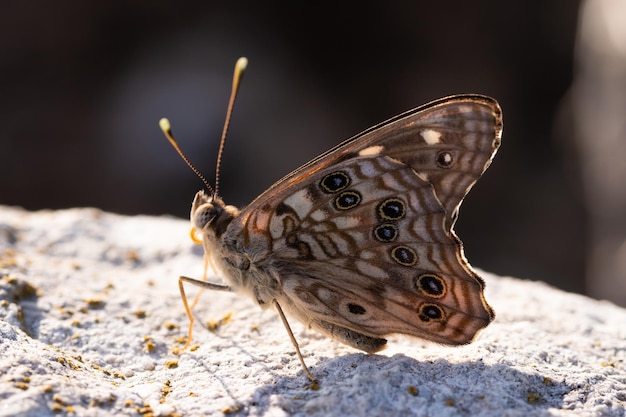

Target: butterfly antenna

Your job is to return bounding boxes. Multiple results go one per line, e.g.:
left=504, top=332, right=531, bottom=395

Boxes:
left=159, top=118, right=215, bottom=195
left=214, top=56, right=248, bottom=197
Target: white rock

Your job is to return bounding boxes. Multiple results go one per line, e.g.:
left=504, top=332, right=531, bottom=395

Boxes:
left=0, top=206, right=624, bottom=416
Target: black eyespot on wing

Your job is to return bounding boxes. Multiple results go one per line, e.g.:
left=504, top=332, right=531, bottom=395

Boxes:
left=436, top=151, right=454, bottom=168
left=320, top=171, right=351, bottom=193
left=377, top=198, right=406, bottom=221
left=415, top=274, right=447, bottom=298
left=390, top=245, right=417, bottom=266
left=418, top=303, right=445, bottom=322
left=374, top=223, right=398, bottom=242
left=334, top=191, right=362, bottom=210
left=347, top=303, right=366, bottom=315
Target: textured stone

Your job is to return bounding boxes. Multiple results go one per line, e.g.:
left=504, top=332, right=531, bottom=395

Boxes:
left=0, top=206, right=624, bottom=416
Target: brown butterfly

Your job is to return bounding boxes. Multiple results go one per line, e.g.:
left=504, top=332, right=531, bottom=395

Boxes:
left=160, top=57, right=500, bottom=382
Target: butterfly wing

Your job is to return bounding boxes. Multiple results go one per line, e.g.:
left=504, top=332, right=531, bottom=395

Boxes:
left=223, top=95, right=500, bottom=350
left=242, top=94, right=501, bottom=229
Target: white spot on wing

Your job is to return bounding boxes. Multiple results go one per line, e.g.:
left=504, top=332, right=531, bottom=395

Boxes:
left=332, top=216, right=360, bottom=229
left=359, top=145, right=383, bottom=156
left=358, top=159, right=380, bottom=177
left=269, top=213, right=283, bottom=239
left=310, top=209, right=326, bottom=222
left=420, top=129, right=442, bottom=145
left=283, top=189, right=313, bottom=219
left=355, top=259, right=388, bottom=279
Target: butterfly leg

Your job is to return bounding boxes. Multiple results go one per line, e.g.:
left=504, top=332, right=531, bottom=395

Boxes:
left=189, top=254, right=212, bottom=310
left=178, top=275, right=232, bottom=350
left=273, top=300, right=318, bottom=383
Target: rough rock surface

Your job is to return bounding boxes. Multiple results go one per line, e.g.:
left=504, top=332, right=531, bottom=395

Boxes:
left=1, top=206, right=625, bottom=416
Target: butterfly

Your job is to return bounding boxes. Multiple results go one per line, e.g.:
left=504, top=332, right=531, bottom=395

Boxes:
left=160, top=57, right=500, bottom=383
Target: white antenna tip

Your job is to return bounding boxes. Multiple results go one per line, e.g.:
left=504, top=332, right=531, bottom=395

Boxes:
left=236, top=57, right=248, bottom=72
left=159, top=117, right=171, bottom=132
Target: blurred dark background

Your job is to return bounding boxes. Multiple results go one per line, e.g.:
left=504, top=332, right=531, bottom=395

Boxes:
left=2, top=1, right=625, bottom=305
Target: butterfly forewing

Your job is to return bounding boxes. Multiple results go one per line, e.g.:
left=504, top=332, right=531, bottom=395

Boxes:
left=364, top=96, right=502, bottom=226
left=242, top=95, right=501, bottom=229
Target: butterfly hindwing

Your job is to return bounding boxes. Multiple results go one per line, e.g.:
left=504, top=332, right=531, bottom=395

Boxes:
left=262, top=155, right=491, bottom=347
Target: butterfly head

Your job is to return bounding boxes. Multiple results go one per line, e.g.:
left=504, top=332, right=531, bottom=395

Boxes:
left=190, top=190, right=239, bottom=239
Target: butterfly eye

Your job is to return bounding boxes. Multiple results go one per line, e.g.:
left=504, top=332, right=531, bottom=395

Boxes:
left=193, top=203, right=218, bottom=230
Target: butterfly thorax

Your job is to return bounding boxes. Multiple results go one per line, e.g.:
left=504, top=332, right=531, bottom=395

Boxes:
left=191, top=190, right=281, bottom=308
